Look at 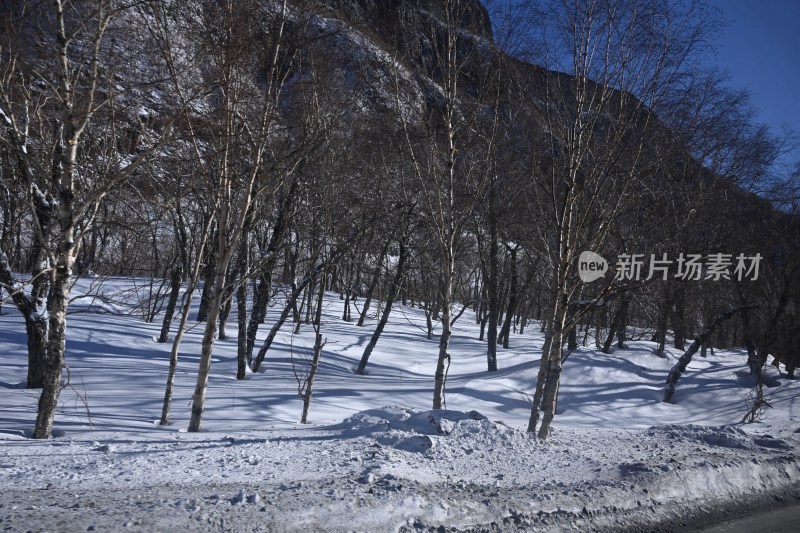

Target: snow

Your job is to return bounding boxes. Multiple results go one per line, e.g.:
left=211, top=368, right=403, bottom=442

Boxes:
left=0, top=106, right=11, bottom=126
left=1, top=276, right=799, bottom=531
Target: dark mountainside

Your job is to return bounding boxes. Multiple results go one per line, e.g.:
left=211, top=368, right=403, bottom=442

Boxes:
left=1, top=1, right=799, bottom=531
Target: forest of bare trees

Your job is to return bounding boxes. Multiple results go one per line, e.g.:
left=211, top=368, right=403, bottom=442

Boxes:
left=1, top=0, right=798, bottom=439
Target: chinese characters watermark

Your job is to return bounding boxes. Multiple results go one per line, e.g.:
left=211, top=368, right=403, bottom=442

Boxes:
left=578, top=251, right=762, bottom=283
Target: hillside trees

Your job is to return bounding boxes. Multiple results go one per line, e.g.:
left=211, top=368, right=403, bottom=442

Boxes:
left=521, top=0, right=721, bottom=438
left=393, top=0, right=512, bottom=408
left=1, top=0, right=796, bottom=438
left=182, top=0, right=334, bottom=432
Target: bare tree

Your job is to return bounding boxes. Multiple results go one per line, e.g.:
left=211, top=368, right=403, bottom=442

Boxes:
left=0, top=0, right=175, bottom=438
left=522, top=0, right=717, bottom=438
left=394, top=0, right=502, bottom=409
left=186, top=0, right=303, bottom=432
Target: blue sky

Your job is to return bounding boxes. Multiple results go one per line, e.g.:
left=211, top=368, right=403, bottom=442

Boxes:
left=706, top=0, right=800, bottom=167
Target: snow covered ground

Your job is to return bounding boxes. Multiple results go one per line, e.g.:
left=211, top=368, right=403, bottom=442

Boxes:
left=1, top=277, right=799, bottom=531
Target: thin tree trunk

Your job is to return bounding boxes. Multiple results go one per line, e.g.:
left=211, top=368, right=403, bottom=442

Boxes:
left=567, top=323, right=577, bottom=351
left=196, top=230, right=217, bottom=322
left=217, top=281, right=234, bottom=340
left=527, top=280, right=563, bottom=436
left=357, top=236, right=392, bottom=327
left=25, top=317, right=48, bottom=389
left=303, top=272, right=315, bottom=324
left=655, top=293, right=671, bottom=357
left=433, top=249, right=454, bottom=410
left=159, top=198, right=212, bottom=425
left=663, top=305, right=757, bottom=403
left=497, top=245, right=519, bottom=349
left=188, top=284, right=224, bottom=431
left=527, top=326, right=553, bottom=433
left=478, top=297, right=488, bottom=341
left=33, top=90, right=80, bottom=438
left=672, top=289, right=686, bottom=350
left=236, top=276, right=249, bottom=380
left=160, top=278, right=200, bottom=425
left=300, top=270, right=327, bottom=424
left=537, top=323, right=566, bottom=440
left=246, top=274, right=271, bottom=364
left=602, top=297, right=628, bottom=354
left=157, top=266, right=183, bottom=344
left=357, top=239, right=407, bottom=375
left=251, top=240, right=357, bottom=372
left=234, top=221, right=252, bottom=380
left=342, top=290, right=352, bottom=322
left=425, top=306, right=434, bottom=340
left=616, top=296, right=629, bottom=349
left=486, top=210, right=499, bottom=370
left=739, top=298, right=759, bottom=374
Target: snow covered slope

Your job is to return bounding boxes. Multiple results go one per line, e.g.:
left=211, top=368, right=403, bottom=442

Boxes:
left=1, top=277, right=799, bottom=531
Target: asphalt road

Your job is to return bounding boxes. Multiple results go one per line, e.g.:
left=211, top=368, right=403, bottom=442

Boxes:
left=695, top=503, right=800, bottom=533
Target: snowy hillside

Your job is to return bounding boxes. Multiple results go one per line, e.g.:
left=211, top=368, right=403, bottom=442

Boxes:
left=1, top=277, right=799, bottom=531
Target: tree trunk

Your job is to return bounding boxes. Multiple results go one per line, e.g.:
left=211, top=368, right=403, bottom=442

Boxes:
left=157, top=266, right=183, bottom=344
left=486, top=190, right=499, bottom=371
left=528, top=280, right=565, bottom=437
left=537, top=324, right=565, bottom=440
left=527, top=324, right=554, bottom=433
left=188, top=263, right=228, bottom=432
left=160, top=201, right=212, bottom=426
left=33, top=255, right=73, bottom=439
left=235, top=275, right=249, bottom=380
left=357, top=236, right=391, bottom=327
left=425, top=306, right=434, bottom=340
left=303, top=272, right=315, bottom=324
left=33, top=108, right=80, bottom=438
left=232, top=246, right=252, bottom=383
left=293, top=284, right=306, bottom=335
left=218, top=282, right=234, bottom=340
left=478, top=298, right=488, bottom=341
left=196, top=232, right=217, bottom=322
left=497, top=245, right=519, bottom=349
left=251, top=241, right=355, bottom=372
left=567, top=324, right=577, bottom=351
left=602, top=297, right=629, bottom=354
left=160, top=281, right=199, bottom=425
left=432, top=251, right=454, bottom=410
left=655, top=292, right=671, bottom=357
left=741, top=305, right=759, bottom=374
left=341, top=257, right=353, bottom=321
left=25, top=317, right=48, bottom=389
left=663, top=305, right=757, bottom=403
left=616, top=296, right=629, bottom=349
left=357, top=239, right=407, bottom=375
left=672, top=289, right=686, bottom=350
left=300, top=271, right=327, bottom=424
left=246, top=274, right=271, bottom=364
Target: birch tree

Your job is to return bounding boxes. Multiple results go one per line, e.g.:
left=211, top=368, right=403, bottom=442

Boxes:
left=0, top=0, right=175, bottom=438
left=522, top=0, right=717, bottom=438
left=186, top=0, right=301, bottom=432
left=395, top=0, right=501, bottom=409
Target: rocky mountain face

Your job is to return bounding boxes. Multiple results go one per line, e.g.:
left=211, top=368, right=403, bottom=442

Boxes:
left=309, top=0, right=500, bottom=121
left=325, top=0, right=494, bottom=46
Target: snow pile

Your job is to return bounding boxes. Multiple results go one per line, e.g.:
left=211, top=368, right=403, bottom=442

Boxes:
left=341, top=405, right=499, bottom=436
left=338, top=405, right=533, bottom=457
left=649, top=423, right=794, bottom=451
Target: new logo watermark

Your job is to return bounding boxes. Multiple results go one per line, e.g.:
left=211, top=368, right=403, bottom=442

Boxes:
left=578, top=251, right=609, bottom=282
left=578, top=252, right=762, bottom=283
